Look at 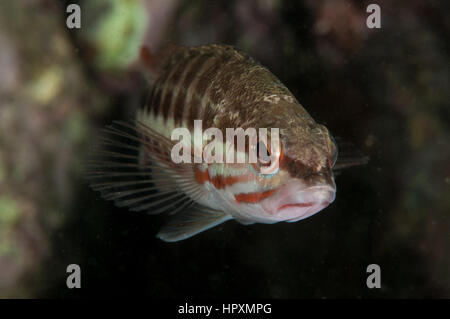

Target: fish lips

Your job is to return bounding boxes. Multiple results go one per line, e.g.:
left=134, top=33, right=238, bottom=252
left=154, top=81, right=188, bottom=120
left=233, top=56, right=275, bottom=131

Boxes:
left=261, top=183, right=336, bottom=222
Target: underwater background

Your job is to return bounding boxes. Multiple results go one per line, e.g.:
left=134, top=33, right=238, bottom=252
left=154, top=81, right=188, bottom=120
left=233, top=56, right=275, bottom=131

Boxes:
left=0, top=0, right=448, bottom=298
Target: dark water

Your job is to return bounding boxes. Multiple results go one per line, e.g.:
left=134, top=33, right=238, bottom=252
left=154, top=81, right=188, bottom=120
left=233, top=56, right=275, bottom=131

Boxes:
left=0, top=0, right=448, bottom=298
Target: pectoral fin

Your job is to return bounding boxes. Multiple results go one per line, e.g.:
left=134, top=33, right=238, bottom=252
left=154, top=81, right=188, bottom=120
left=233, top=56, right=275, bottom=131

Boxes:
left=333, top=138, right=369, bottom=171
left=85, top=120, right=206, bottom=215
left=157, top=206, right=232, bottom=242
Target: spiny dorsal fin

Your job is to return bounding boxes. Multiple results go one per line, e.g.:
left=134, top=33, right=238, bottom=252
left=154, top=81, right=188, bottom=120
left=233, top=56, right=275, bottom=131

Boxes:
left=157, top=205, right=232, bottom=242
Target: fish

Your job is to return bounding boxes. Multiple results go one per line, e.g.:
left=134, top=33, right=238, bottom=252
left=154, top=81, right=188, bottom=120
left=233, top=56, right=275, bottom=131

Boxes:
left=86, top=44, right=367, bottom=242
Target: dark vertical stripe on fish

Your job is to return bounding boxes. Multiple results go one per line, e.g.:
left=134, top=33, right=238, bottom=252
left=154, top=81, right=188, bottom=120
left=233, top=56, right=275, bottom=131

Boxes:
left=200, top=55, right=235, bottom=127
left=190, top=55, right=227, bottom=127
left=147, top=46, right=250, bottom=128
left=151, top=83, right=163, bottom=117
left=145, top=84, right=157, bottom=114
left=160, top=58, right=187, bottom=122
left=185, top=55, right=225, bottom=129
left=176, top=54, right=213, bottom=126
left=170, top=55, right=201, bottom=126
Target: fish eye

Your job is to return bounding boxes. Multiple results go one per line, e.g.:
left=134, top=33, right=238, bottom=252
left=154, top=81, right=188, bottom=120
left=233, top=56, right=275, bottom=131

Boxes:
left=250, top=139, right=282, bottom=178
left=257, top=141, right=271, bottom=166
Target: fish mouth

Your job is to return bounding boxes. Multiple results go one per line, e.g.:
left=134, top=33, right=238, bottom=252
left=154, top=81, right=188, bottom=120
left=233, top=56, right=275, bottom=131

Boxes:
left=261, top=183, right=336, bottom=221
left=278, top=202, right=315, bottom=211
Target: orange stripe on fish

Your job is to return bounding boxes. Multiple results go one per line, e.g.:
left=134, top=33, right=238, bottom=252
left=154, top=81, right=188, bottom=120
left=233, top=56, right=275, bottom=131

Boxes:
left=194, top=168, right=211, bottom=184
left=234, top=189, right=275, bottom=204
left=194, top=167, right=253, bottom=189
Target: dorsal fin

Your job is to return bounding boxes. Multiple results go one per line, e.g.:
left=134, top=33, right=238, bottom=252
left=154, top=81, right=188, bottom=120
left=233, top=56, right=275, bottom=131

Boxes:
left=139, top=44, right=179, bottom=81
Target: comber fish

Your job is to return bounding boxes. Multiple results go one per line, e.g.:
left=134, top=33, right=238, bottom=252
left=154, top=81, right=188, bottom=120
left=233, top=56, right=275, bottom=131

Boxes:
left=87, top=44, right=366, bottom=242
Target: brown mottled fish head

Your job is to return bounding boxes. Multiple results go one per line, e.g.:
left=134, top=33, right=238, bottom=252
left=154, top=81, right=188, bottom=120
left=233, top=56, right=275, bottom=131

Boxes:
left=279, top=103, right=338, bottom=179
left=233, top=100, right=338, bottom=223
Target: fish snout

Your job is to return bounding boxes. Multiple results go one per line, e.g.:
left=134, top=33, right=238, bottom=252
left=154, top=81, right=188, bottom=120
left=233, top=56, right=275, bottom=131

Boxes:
left=261, top=182, right=336, bottom=222
left=306, top=185, right=336, bottom=206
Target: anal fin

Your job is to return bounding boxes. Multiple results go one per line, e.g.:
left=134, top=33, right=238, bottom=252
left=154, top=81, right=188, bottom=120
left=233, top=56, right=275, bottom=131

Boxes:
left=157, top=205, right=232, bottom=242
